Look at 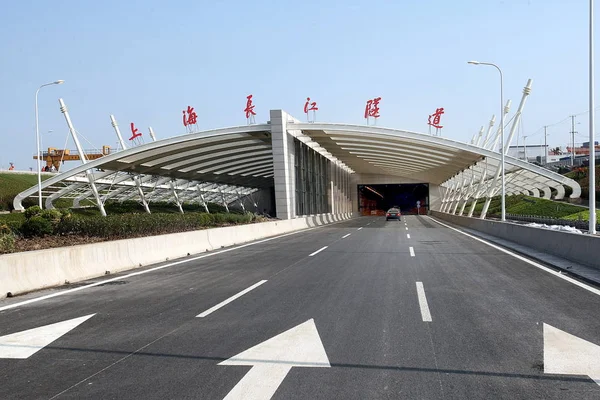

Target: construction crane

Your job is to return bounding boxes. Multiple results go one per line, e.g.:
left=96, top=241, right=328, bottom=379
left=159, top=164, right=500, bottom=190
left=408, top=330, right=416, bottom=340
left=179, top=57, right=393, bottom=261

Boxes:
left=33, top=146, right=111, bottom=171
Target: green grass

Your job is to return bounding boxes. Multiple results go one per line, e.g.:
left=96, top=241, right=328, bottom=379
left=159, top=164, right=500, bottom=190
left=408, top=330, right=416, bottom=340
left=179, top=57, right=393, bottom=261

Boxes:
left=0, top=212, right=26, bottom=224
left=471, top=194, right=600, bottom=223
left=0, top=172, right=53, bottom=211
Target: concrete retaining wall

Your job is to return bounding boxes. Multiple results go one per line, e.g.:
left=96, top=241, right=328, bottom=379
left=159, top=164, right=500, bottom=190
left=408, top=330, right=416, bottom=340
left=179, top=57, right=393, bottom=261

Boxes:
left=431, top=211, right=600, bottom=269
left=0, top=213, right=358, bottom=297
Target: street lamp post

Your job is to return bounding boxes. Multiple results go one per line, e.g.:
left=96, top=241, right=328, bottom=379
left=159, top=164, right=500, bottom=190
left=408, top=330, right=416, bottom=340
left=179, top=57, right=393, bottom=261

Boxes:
left=589, top=0, right=597, bottom=234
left=35, top=80, right=64, bottom=208
left=468, top=61, right=506, bottom=222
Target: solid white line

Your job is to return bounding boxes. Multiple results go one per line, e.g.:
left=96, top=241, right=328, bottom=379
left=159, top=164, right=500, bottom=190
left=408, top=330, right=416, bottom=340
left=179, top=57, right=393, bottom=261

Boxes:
left=357, top=227, right=363, bottom=231
left=428, top=217, right=600, bottom=297
left=407, top=234, right=411, bottom=239
left=197, top=280, right=267, bottom=318
left=409, top=247, right=415, bottom=257
left=309, top=246, right=328, bottom=257
left=416, top=282, right=432, bottom=322
left=342, top=233, right=351, bottom=239
left=0, top=220, right=349, bottom=312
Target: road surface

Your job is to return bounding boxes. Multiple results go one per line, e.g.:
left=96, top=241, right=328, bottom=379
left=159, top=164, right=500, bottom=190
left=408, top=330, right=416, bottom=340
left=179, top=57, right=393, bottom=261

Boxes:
left=1, top=216, right=599, bottom=399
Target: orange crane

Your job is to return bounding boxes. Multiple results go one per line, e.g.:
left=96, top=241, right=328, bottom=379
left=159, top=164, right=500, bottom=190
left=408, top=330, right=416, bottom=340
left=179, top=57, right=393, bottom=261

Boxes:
left=33, top=146, right=111, bottom=171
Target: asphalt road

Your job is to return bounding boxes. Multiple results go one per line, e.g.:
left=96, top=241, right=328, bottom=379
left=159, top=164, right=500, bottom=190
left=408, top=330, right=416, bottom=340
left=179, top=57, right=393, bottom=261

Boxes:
left=1, top=216, right=599, bottom=399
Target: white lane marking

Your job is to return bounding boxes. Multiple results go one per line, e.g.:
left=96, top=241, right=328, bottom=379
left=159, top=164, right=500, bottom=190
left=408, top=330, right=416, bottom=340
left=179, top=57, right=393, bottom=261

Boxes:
left=357, top=227, right=363, bottom=231
left=309, top=246, right=328, bottom=257
left=428, top=217, right=600, bottom=297
left=0, top=220, right=351, bottom=312
left=543, top=323, right=600, bottom=386
left=0, top=314, right=95, bottom=359
left=342, top=233, right=351, bottom=239
left=416, top=282, right=432, bottom=322
left=407, top=234, right=411, bottom=239
left=405, top=227, right=408, bottom=231
left=219, top=319, right=330, bottom=399
left=197, top=280, right=267, bottom=318
left=409, top=247, right=415, bottom=257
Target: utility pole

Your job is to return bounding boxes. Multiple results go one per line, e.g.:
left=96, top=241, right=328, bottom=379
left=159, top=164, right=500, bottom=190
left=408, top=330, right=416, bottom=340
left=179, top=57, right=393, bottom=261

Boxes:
left=523, top=135, right=528, bottom=161
left=544, top=126, right=548, bottom=165
left=570, top=115, right=577, bottom=166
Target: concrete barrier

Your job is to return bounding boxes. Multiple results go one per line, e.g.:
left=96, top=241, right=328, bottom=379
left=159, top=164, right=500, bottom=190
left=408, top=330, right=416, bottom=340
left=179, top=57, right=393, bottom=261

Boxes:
left=0, top=212, right=359, bottom=297
left=431, top=211, right=600, bottom=269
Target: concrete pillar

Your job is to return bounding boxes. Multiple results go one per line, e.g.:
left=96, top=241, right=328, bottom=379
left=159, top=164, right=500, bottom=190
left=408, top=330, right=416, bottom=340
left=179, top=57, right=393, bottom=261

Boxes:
left=270, top=110, right=297, bottom=220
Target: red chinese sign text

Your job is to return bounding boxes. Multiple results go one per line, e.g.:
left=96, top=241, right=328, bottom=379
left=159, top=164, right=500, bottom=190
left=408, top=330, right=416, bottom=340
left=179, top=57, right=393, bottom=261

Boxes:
left=304, top=97, right=318, bottom=113
left=129, top=122, right=142, bottom=141
left=428, top=107, right=445, bottom=129
left=182, top=106, right=198, bottom=127
left=364, top=97, right=381, bottom=119
left=244, top=94, right=256, bottom=119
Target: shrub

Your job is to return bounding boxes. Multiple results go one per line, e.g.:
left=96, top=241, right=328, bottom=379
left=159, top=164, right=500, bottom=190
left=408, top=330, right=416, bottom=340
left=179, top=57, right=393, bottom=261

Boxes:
left=0, top=233, right=15, bottom=254
left=24, top=205, right=42, bottom=219
left=40, top=209, right=63, bottom=228
left=21, top=216, right=53, bottom=237
left=6, top=220, right=22, bottom=235
left=0, top=224, right=10, bottom=235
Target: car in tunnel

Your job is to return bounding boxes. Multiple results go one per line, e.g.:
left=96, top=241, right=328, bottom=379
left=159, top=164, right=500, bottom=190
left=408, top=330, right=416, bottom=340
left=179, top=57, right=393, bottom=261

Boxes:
left=385, top=208, right=401, bottom=221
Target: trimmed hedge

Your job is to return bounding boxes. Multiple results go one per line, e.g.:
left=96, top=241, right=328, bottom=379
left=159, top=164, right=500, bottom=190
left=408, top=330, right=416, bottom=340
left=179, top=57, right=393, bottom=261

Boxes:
left=55, top=212, right=254, bottom=239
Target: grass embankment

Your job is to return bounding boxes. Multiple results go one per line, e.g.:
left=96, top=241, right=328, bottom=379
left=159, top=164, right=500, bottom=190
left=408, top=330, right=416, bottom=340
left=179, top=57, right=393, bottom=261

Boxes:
left=0, top=173, right=49, bottom=211
left=469, top=194, right=600, bottom=223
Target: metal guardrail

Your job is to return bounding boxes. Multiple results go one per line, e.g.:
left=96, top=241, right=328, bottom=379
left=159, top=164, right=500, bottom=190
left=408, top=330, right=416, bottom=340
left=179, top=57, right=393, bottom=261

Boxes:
left=489, top=213, right=600, bottom=232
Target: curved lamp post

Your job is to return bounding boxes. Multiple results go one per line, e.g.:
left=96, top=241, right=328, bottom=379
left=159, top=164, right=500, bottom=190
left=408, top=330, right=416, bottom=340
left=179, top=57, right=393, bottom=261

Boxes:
left=35, top=80, right=64, bottom=208
left=468, top=61, right=506, bottom=222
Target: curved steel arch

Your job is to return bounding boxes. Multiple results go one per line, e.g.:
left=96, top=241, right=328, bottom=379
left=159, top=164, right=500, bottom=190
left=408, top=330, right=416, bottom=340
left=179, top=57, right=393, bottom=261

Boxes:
left=13, top=117, right=581, bottom=219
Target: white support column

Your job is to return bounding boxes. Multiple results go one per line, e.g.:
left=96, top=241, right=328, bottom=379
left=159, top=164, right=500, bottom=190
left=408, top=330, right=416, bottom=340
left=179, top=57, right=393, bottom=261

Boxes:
left=487, top=100, right=512, bottom=151
left=481, top=115, right=496, bottom=148
left=110, top=115, right=127, bottom=150
left=196, top=185, right=210, bottom=213
left=270, top=110, right=298, bottom=219
left=468, top=158, right=490, bottom=217
left=136, top=179, right=151, bottom=214
left=441, top=180, right=457, bottom=213
left=111, top=114, right=151, bottom=213
left=458, top=168, right=476, bottom=216
left=452, top=172, right=467, bottom=214
left=220, top=189, right=229, bottom=213
left=481, top=80, right=532, bottom=219
left=59, top=99, right=107, bottom=217
left=503, top=79, right=533, bottom=152
left=170, top=181, right=184, bottom=214
left=474, top=126, right=485, bottom=147
left=440, top=183, right=451, bottom=213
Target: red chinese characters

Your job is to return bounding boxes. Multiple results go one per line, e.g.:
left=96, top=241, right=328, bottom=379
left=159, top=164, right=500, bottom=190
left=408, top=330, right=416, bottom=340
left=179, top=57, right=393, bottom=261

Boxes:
left=244, top=95, right=256, bottom=119
left=182, top=106, right=198, bottom=127
left=129, top=122, right=142, bottom=141
left=304, top=97, right=318, bottom=113
left=365, top=97, right=381, bottom=119
left=428, top=107, right=445, bottom=129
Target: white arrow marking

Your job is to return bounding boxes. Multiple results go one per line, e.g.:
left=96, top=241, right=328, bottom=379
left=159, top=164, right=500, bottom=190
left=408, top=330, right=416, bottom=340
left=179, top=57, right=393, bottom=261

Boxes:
left=544, top=323, right=600, bottom=386
left=220, top=319, right=330, bottom=400
left=0, top=314, right=95, bottom=359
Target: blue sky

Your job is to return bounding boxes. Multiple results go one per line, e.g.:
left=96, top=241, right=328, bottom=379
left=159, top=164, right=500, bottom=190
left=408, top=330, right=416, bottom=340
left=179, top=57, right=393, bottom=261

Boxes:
left=0, top=0, right=595, bottom=170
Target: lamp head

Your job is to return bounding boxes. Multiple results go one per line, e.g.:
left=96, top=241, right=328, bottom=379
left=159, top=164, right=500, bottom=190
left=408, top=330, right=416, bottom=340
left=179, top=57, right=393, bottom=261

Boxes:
left=467, top=61, right=480, bottom=65
left=54, top=80, right=65, bottom=85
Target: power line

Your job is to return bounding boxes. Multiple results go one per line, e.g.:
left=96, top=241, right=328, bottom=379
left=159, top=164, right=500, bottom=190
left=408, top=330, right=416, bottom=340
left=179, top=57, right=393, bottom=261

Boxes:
left=527, top=105, right=600, bottom=137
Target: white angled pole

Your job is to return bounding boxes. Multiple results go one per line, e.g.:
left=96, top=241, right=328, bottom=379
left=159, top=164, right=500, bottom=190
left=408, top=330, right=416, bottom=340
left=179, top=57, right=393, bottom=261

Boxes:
left=590, top=0, right=597, bottom=234
left=35, top=80, right=64, bottom=208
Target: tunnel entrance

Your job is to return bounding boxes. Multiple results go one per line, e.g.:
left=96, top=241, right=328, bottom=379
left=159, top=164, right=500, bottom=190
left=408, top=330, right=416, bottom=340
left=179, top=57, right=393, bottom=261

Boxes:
left=358, top=183, right=429, bottom=216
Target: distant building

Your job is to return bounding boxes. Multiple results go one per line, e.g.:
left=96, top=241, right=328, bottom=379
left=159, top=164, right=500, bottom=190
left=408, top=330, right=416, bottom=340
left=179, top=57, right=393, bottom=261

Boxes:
left=508, top=144, right=552, bottom=162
